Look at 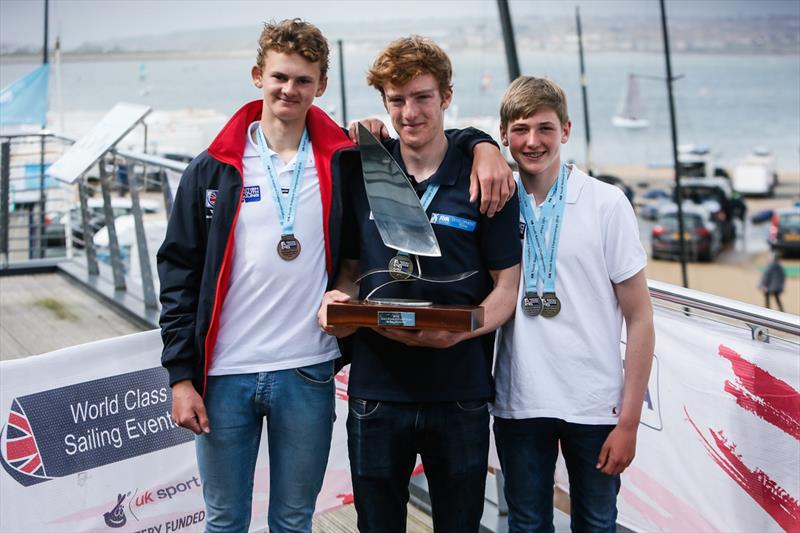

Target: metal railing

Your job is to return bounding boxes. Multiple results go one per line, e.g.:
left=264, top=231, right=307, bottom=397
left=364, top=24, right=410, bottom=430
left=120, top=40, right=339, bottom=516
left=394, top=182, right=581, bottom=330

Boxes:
left=2, top=130, right=798, bottom=341
left=0, top=131, right=187, bottom=322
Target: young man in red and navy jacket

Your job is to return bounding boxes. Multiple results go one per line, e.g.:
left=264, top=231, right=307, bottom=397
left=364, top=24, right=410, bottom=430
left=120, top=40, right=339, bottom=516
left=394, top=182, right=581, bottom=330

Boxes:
left=158, top=19, right=512, bottom=533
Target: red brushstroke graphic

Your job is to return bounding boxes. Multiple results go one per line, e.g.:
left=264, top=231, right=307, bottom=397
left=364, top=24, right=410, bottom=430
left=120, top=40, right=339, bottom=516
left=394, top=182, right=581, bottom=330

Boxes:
left=719, top=345, right=800, bottom=439
left=336, top=493, right=354, bottom=505
left=335, top=369, right=349, bottom=401
left=412, top=463, right=425, bottom=476
left=685, top=408, right=800, bottom=532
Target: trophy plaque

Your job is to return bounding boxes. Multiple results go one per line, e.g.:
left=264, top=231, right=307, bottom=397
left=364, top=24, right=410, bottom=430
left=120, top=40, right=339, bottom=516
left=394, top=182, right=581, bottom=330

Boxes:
left=327, top=124, right=483, bottom=332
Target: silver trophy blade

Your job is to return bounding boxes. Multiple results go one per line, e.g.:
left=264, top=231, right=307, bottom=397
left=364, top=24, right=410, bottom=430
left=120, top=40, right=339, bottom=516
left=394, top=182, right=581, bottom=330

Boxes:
left=358, top=122, right=441, bottom=257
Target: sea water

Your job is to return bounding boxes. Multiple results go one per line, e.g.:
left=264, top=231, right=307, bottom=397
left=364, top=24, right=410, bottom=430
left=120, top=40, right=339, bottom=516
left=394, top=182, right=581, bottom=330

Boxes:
left=2, top=49, right=798, bottom=171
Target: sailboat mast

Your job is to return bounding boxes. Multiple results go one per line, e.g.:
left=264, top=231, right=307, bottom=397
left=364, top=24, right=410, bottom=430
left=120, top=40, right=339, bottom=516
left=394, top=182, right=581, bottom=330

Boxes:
left=660, top=0, right=689, bottom=288
left=576, top=6, right=592, bottom=175
left=497, top=0, right=520, bottom=82
left=42, top=0, right=49, bottom=65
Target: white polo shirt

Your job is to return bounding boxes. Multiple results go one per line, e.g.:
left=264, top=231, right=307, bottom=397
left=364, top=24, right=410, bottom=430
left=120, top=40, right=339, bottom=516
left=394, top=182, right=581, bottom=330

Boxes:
left=209, top=122, right=339, bottom=375
left=491, top=166, right=646, bottom=425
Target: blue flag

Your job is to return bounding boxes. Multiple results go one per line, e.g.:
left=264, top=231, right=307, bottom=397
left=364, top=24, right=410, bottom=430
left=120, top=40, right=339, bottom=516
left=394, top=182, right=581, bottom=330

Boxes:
left=0, top=64, right=50, bottom=127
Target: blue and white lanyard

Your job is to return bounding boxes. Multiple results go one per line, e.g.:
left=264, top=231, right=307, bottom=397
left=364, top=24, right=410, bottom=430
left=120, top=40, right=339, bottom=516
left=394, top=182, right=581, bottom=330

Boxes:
left=517, top=164, right=568, bottom=295
left=255, top=125, right=310, bottom=237
left=397, top=183, right=440, bottom=257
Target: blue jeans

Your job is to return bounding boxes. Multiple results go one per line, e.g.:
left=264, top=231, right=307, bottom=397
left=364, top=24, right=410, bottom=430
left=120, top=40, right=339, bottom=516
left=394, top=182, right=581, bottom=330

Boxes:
left=347, top=399, right=490, bottom=533
left=195, top=360, right=336, bottom=533
left=493, top=417, right=620, bottom=533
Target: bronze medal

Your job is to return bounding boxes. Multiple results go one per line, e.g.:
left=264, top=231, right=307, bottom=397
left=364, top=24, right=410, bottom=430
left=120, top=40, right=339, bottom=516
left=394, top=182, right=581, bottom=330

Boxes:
left=388, top=254, right=414, bottom=280
left=521, top=292, right=542, bottom=317
left=541, top=292, right=561, bottom=318
left=277, top=234, right=301, bottom=261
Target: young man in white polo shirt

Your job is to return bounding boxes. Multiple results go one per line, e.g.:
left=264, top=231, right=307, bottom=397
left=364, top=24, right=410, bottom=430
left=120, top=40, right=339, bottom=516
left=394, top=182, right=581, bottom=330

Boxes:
left=492, top=76, right=655, bottom=532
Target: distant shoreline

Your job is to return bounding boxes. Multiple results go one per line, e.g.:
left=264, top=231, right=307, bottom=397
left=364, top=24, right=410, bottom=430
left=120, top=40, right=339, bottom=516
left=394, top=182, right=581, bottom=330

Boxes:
left=2, top=46, right=798, bottom=64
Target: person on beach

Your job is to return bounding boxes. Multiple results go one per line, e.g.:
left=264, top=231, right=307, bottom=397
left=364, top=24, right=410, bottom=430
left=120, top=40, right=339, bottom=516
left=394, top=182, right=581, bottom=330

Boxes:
left=319, top=35, right=522, bottom=532
left=158, top=19, right=513, bottom=533
left=760, top=251, right=786, bottom=311
left=491, top=76, right=655, bottom=532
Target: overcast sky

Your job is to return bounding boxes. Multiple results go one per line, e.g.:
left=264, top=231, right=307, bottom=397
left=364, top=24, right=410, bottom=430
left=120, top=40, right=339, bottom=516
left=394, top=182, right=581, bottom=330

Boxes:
left=2, top=0, right=798, bottom=49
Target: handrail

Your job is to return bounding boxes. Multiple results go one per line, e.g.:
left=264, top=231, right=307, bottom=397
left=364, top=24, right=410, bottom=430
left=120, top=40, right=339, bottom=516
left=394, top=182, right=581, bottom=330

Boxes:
left=2, top=130, right=798, bottom=336
left=1, top=130, right=190, bottom=173
left=648, top=279, right=800, bottom=336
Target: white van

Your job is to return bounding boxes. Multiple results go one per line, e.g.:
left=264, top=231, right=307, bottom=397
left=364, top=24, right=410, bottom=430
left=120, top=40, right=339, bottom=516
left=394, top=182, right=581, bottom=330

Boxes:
left=732, top=149, right=777, bottom=197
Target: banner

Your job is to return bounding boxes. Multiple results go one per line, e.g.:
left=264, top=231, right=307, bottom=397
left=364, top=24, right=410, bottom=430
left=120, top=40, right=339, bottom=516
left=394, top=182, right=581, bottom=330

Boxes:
left=0, top=331, right=354, bottom=532
left=2, top=306, right=798, bottom=532
left=550, top=306, right=800, bottom=532
left=0, top=64, right=49, bottom=128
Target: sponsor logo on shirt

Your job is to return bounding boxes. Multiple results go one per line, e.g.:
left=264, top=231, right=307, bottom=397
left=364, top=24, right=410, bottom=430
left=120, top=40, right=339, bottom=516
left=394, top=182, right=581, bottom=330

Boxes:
left=205, top=189, right=218, bottom=209
left=430, top=212, right=476, bottom=232
left=242, top=185, right=261, bottom=203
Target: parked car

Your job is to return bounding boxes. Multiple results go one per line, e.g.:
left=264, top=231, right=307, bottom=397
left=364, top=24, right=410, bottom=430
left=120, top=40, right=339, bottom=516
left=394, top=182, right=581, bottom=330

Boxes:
left=635, top=188, right=670, bottom=220
left=768, top=207, right=800, bottom=257
left=651, top=203, right=723, bottom=262
left=674, top=177, right=736, bottom=244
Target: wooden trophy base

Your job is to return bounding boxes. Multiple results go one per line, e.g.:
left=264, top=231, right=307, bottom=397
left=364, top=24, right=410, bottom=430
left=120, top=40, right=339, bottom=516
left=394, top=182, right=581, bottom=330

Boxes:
left=328, top=300, right=484, bottom=332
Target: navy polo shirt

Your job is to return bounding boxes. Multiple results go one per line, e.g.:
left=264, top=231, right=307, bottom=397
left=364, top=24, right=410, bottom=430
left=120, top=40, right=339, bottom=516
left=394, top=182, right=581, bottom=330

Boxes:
left=344, top=130, right=521, bottom=402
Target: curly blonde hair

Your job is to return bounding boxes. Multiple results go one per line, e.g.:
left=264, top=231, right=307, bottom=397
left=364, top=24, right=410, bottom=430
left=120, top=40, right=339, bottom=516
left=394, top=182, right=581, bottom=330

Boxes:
left=256, top=19, right=329, bottom=78
left=367, top=35, right=452, bottom=99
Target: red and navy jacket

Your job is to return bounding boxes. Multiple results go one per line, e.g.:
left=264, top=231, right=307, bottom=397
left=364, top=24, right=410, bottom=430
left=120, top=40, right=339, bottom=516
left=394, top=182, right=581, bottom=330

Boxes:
left=157, top=100, right=357, bottom=396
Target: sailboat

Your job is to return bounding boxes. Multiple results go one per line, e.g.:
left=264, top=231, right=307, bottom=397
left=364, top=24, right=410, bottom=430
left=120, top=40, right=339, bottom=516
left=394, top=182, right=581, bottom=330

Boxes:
left=612, top=73, right=649, bottom=129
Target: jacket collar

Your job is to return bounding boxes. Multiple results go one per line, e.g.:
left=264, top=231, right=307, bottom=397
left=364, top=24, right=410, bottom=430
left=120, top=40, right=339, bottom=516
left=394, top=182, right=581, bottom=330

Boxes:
left=206, top=100, right=352, bottom=175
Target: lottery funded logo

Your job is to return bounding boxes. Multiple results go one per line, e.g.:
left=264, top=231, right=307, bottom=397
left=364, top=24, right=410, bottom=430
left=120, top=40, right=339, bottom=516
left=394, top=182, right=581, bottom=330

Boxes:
left=0, top=367, right=194, bottom=487
left=104, top=493, right=128, bottom=528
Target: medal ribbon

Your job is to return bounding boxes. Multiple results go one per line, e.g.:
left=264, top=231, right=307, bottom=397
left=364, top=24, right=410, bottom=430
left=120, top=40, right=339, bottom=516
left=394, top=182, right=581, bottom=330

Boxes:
left=255, top=125, right=310, bottom=237
left=517, top=163, right=568, bottom=295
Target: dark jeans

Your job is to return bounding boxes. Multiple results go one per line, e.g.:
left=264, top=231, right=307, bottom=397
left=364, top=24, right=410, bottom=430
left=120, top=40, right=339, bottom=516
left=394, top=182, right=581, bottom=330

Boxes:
left=347, top=398, right=490, bottom=533
left=494, top=417, right=620, bottom=533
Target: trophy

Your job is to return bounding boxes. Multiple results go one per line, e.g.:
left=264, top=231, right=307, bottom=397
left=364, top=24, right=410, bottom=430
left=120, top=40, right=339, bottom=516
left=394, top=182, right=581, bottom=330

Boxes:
left=326, top=124, right=484, bottom=332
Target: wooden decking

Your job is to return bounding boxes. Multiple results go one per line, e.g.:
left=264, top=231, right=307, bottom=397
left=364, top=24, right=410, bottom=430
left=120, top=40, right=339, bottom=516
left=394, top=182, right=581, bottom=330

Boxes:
left=0, top=272, right=146, bottom=360
left=313, top=503, right=433, bottom=532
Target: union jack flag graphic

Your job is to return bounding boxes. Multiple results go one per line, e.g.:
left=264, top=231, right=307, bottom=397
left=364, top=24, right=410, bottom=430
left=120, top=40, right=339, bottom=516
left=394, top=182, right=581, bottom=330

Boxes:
left=0, top=399, right=51, bottom=486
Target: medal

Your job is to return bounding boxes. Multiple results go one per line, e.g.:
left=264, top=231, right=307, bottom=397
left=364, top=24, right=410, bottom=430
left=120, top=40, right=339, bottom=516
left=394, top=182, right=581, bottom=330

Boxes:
left=277, top=234, right=301, bottom=261
left=521, top=292, right=542, bottom=317
left=388, top=254, right=414, bottom=280
left=255, top=124, right=309, bottom=262
left=517, top=164, right=569, bottom=320
left=540, top=292, right=561, bottom=318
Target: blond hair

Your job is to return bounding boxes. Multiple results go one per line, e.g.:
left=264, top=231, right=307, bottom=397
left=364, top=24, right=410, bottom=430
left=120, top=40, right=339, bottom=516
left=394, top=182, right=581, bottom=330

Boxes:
left=367, top=35, right=452, bottom=99
left=256, top=19, right=329, bottom=78
left=500, top=76, right=569, bottom=129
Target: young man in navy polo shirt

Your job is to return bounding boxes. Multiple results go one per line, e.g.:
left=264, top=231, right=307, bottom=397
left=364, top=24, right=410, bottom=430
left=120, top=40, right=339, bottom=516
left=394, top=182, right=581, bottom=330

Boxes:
left=319, top=36, right=521, bottom=532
